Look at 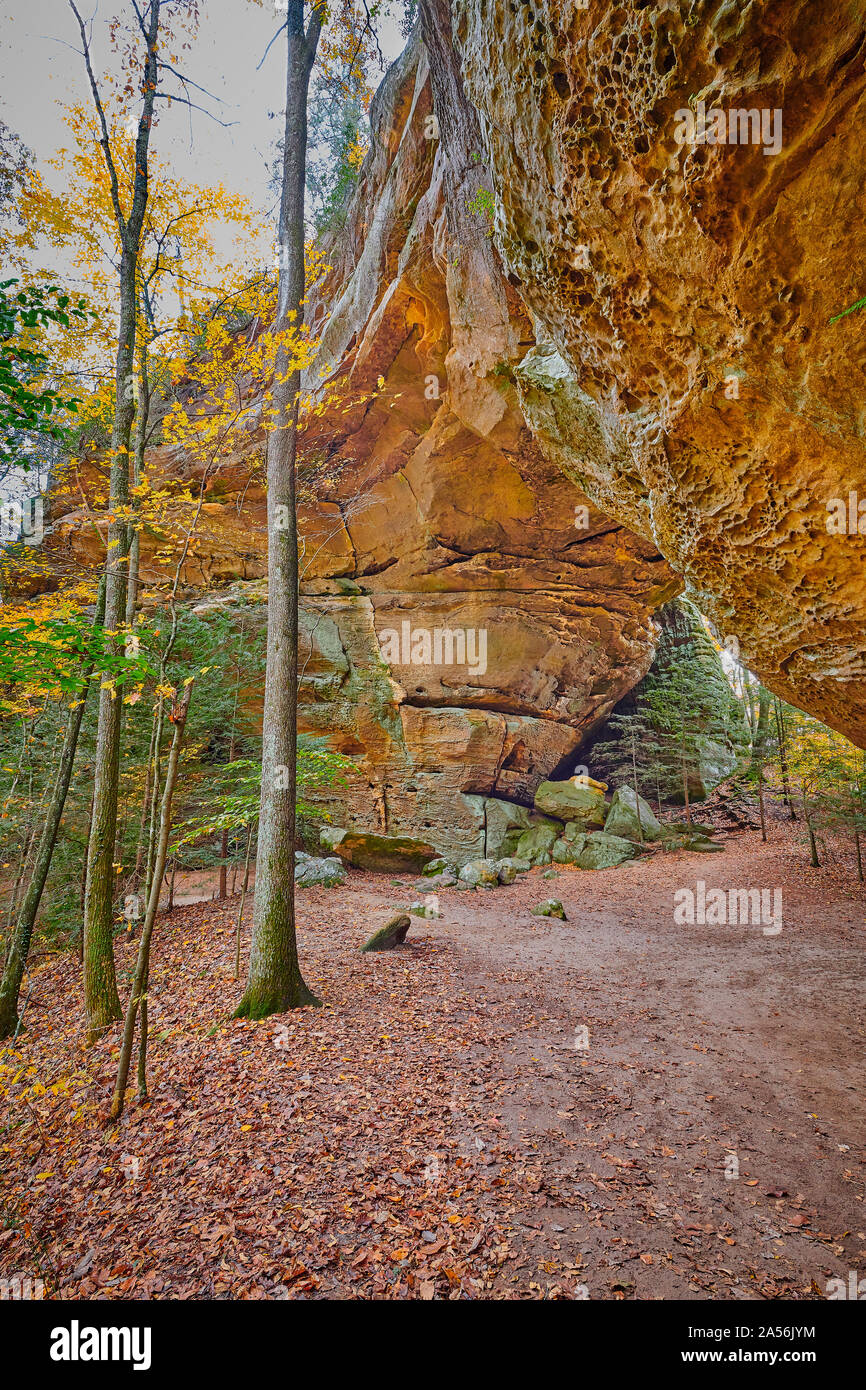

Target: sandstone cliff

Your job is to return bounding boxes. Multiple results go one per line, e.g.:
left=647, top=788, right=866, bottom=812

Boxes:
left=291, top=23, right=683, bottom=856
left=447, top=0, right=866, bottom=743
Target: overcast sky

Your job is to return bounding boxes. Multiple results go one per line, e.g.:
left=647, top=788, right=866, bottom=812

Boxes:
left=1, top=0, right=408, bottom=263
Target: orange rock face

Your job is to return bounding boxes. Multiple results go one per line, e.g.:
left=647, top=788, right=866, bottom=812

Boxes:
left=448, top=0, right=866, bottom=744
left=291, top=25, right=678, bottom=854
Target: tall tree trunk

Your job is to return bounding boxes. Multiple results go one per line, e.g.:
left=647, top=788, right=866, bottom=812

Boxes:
left=751, top=684, right=770, bottom=771
left=774, top=696, right=796, bottom=820
left=5, top=822, right=34, bottom=935
left=234, top=821, right=255, bottom=980
left=125, top=304, right=150, bottom=632
left=118, top=313, right=149, bottom=902
left=757, top=764, right=767, bottom=842
left=144, top=695, right=165, bottom=904
left=0, top=583, right=106, bottom=1037
left=136, top=958, right=150, bottom=1101
left=802, top=785, right=820, bottom=866
left=234, top=0, right=324, bottom=1020
left=110, top=684, right=191, bottom=1120
left=631, top=742, right=643, bottom=843
left=220, top=706, right=238, bottom=901
left=78, top=789, right=93, bottom=958
left=81, top=277, right=134, bottom=1040
left=120, top=331, right=148, bottom=920
left=680, top=731, right=691, bottom=826
left=219, top=829, right=229, bottom=900
left=743, top=675, right=756, bottom=741
left=751, top=687, right=769, bottom=842
left=74, top=0, right=162, bottom=1043
left=133, top=714, right=158, bottom=885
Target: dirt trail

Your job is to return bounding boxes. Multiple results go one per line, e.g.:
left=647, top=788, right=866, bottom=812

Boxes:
left=1, top=830, right=863, bottom=1299
left=356, top=831, right=866, bottom=1297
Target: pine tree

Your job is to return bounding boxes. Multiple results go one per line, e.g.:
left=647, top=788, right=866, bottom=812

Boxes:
left=643, top=637, right=742, bottom=825
left=590, top=709, right=656, bottom=839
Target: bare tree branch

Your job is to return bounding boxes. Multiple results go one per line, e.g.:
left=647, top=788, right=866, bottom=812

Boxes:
left=257, top=21, right=288, bottom=70
left=67, top=1, right=127, bottom=238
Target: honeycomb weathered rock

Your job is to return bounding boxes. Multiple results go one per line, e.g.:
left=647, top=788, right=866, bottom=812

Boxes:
left=449, top=0, right=866, bottom=744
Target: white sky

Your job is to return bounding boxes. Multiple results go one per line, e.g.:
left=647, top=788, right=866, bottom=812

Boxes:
left=1, top=0, right=407, bottom=264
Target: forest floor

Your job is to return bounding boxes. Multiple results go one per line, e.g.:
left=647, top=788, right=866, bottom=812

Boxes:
left=1, top=820, right=864, bottom=1300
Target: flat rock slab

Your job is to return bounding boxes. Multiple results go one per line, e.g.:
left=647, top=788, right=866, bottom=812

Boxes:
left=321, top=827, right=436, bottom=874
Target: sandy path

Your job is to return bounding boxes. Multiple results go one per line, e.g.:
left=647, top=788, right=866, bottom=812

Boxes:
left=355, top=831, right=866, bottom=1297
left=2, top=829, right=863, bottom=1300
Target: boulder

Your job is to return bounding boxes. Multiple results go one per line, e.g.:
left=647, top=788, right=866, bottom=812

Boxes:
left=320, top=826, right=436, bottom=874
left=534, top=778, right=607, bottom=828
left=497, top=857, right=531, bottom=882
left=360, top=914, right=411, bottom=952
left=576, top=832, right=639, bottom=870
left=421, top=856, right=453, bottom=877
left=659, top=820, right=724, bottom=852
left=562, top=820, right=588, bottom=842
left=603, top=786, right=664, bottom=843
left=483, top=799, right=533, bottom=859
left=664, top=821, right=716, bottom=838
left=531, top=899, right=567, bottom=920
left=497, top=856, right=532, bottom=883
left=295, top=855, right=347, bottom=888
left=552, top=834, right=587, bottom=864
left=458, top=858, right=500, bottom=889
left=414, top=870, right=458, bottom=890
left=513, top=818, right=562, bottom=865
